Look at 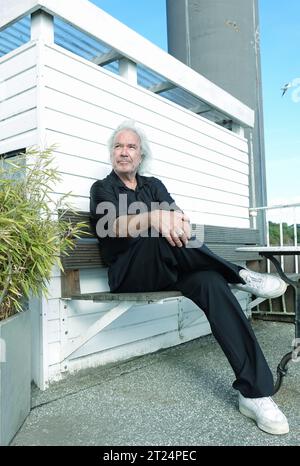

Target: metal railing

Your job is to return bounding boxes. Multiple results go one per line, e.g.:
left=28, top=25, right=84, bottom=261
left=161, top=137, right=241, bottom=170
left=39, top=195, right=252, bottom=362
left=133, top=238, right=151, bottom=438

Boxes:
left=249, top=202, right=300, bottom=320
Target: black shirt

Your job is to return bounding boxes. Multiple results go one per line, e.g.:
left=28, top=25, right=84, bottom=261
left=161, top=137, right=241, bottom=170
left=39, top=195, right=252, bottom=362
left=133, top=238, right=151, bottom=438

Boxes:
left=90, top=170, right=180, bottom=288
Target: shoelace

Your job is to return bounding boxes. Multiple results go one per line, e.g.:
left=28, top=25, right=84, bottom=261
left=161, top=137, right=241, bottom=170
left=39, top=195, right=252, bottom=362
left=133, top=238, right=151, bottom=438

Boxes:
left=253, top=397, right=280, bottom=413
left=242, top=272, right=265, bottom=290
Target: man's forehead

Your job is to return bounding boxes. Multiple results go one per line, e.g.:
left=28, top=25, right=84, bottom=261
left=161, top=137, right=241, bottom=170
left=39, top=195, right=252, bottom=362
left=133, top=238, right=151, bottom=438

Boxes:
left=115, top=129, right=140, bottom=143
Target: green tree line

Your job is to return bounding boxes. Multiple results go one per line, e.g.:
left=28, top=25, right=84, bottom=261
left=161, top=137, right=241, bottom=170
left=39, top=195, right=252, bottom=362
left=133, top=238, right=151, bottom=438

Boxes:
left=269, top=221, right=300, bottom=245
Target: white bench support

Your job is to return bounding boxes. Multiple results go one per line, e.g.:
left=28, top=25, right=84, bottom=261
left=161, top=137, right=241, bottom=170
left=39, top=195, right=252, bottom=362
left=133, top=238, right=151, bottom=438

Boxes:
left=60, top=301, right=133, bottom=362
left=60, top=296, right=184, bottom=364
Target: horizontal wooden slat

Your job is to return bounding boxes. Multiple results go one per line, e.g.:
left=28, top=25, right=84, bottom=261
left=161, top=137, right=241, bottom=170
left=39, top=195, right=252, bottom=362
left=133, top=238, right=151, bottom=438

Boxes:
left=0, top=43, right=37, bottom=81
left=203, top=225, right=259, bottom=244
left=61, top=241, right=106, bottom=269
left=0, top=129, right=38, bottom=155
left=60, top=211, right=260, bottom=269
left=60, top=211, right=259, bottom=242
left=0, top=87, right=37, bottom=121
left=70, top=291, right=183, bottom=302
left=207, top=244, right=260, bottom=262
left=2, top=67, right=37, bottom=101
left=44, top=81, right=248, bottom=165
left=0, top=108, right=37, bottom=142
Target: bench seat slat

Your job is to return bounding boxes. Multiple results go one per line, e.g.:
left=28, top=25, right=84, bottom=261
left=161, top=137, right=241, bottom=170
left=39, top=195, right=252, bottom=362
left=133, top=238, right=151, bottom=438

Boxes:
left=70, top=291, right=182, bottom=302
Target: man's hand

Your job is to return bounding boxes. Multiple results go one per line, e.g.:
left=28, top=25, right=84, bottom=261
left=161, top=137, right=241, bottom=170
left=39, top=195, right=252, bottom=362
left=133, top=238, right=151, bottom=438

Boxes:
left=151, top=210, right=191, bottom=247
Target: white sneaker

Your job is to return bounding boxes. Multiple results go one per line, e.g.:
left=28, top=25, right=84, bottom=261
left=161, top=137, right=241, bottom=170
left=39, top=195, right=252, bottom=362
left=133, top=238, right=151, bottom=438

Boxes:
left=235, top=269, right=287, bottom=299
left=239, top=393, right=289, bottom=435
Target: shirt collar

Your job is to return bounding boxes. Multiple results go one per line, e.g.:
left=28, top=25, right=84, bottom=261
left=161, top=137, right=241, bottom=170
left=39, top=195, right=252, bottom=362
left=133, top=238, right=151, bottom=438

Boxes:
left=110, top=170, right=145, bottom=190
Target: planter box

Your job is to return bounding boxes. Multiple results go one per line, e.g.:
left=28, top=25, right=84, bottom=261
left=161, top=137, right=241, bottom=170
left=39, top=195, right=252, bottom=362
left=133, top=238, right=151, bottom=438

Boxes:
left=0, top=310, right=31, bottom=446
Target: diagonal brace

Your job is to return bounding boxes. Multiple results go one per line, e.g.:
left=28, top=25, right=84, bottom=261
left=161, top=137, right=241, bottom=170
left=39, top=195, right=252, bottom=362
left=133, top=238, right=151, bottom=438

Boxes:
left=61, top=301, right=133, bottom=362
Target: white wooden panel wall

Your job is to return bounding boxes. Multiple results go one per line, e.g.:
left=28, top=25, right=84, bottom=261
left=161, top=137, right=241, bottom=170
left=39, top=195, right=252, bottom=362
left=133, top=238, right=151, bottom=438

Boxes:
left=0, top=43, right=38, bottom=154
left=42, top=43, right=250, bottom=227
left=0, top=41, right=251, bottom=386
left=36, top=43, right=251, bottom=385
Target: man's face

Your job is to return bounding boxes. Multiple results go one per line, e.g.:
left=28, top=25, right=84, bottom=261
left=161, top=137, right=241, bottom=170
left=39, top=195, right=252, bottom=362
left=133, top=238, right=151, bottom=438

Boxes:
left=111, top=130, right=142, bottom=177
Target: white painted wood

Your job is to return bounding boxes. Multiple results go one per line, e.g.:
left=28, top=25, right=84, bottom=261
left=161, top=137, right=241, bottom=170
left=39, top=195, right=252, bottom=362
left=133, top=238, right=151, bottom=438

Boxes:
left=1, top=67, right=37, bottom=101
left=39, top=44, right=252, bottom=230
left=232, top=124, right=245, bottom=137
left=0, top=88, right=37, bottom=121
left=43, top=45, right=249, bottom=154
left=151, top=156, right=248, bottom=185
left=67, top=303, right=178, bottom=338
left=62, top=302, right=134, bottom=361
left=48, top=319, right=211, bottom=381
left=0, top=32, right=254, bottom=387
left=0, top=130, right=38, bottom=155
left=119, top=58, right=137, bottom=85
left=39, top=46, right=249, bottom=228
left=182, top=211, right=250, bottom=228
left=0, top=108, right=37, bottom=142
left=35, top=38, right=47, bottom=150
left=0, top=0, right=254, bottom=126
left=43, top=60, right=248, bottom=157
left=0, top=0, right=39, bottom=30
left=51, top=152, right=249, bottom=208
left=0, top=43, right=37, bottom=80
left=31, top=10, right=54, bottom=42
left=0, top=43, right=38, bottom=154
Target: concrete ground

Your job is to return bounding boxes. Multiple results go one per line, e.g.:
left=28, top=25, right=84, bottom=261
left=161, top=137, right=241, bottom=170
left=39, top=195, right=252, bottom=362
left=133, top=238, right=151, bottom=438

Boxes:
left=11, top=320, right=300, bottom=446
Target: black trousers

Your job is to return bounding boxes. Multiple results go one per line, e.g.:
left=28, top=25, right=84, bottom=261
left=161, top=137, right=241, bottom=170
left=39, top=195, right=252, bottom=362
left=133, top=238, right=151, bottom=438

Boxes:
left=112, top=236, right=275, bottom=398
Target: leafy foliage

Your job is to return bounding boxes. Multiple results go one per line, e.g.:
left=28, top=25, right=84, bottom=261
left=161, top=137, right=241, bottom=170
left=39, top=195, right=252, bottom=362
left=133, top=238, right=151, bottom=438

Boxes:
left=0, top=147, right=87, bottom=320
left=268, top=221, right=300, bottom=246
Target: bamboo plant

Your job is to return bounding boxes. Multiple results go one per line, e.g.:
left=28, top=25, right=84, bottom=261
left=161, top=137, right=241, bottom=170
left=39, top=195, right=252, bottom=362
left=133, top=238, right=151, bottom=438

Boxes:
left=0, top=147, right=87, bottom=320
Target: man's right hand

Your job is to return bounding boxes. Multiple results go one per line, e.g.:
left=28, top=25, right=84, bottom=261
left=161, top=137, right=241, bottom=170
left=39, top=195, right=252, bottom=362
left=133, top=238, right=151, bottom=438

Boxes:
left=151, top=210, right=191, bottom=247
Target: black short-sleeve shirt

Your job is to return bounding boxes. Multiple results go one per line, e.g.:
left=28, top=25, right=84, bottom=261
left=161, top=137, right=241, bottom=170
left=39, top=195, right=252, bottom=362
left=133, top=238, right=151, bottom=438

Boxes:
left=90, top=170, right=180, bottom=288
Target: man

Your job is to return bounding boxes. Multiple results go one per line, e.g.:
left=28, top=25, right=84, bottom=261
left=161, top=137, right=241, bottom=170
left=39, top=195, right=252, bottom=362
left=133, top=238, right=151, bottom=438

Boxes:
left=90, top=120, right=289, bottom=435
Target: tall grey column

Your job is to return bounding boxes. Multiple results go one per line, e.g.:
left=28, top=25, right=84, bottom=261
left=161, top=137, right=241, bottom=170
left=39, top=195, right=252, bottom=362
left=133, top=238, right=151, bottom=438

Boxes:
left=166, top=0, right=267, bottom=241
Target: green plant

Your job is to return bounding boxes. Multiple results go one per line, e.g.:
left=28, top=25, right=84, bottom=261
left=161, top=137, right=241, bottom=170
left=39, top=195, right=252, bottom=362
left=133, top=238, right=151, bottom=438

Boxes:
left=0, top=147, right=87, bottom=320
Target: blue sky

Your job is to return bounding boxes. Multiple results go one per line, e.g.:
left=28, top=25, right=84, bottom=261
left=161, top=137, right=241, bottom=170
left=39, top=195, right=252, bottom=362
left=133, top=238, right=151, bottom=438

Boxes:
left=89, top=0, right=300, bottom=206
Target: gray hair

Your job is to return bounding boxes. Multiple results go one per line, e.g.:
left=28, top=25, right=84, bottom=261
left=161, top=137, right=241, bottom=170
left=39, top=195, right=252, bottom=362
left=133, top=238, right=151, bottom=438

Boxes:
left=108, top=120, right=152, bottom=174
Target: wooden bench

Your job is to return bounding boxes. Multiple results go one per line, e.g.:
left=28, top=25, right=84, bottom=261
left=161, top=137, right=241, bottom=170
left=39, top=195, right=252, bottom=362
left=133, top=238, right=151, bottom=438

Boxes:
left=61, top=211, right=260, bottom=300
left=59, top=211, right=260, bottom=361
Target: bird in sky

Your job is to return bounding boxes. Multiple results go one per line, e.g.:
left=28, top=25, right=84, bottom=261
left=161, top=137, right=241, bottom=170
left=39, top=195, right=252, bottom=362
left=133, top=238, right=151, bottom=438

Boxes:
left=281, top=82, right=292, bottom=96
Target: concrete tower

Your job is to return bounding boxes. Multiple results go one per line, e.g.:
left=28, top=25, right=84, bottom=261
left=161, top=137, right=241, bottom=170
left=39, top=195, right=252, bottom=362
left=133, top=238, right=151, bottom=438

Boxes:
left=166, top=0, right=267, bottom=238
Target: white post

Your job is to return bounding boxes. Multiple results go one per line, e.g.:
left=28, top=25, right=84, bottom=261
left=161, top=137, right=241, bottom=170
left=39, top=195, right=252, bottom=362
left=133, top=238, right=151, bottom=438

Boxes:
left=231, top=123, right=245, bottom=137
left=31, top=10, right=54, bottom=42
left=119, top=58, right=137, bottom=85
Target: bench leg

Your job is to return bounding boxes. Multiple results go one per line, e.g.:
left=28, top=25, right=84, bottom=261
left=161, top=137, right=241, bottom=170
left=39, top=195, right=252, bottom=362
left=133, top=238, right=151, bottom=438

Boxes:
left=60, top=301, right=133, bottom=362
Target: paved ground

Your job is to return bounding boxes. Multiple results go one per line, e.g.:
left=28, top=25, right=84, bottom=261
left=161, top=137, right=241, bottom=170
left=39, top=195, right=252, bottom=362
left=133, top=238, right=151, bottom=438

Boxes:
left=11, top=320, right=300, bottom=446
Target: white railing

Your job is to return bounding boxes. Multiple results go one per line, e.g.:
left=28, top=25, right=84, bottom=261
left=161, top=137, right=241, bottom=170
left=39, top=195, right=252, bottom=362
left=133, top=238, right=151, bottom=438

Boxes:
left=250, top=202, right=300, bottom=318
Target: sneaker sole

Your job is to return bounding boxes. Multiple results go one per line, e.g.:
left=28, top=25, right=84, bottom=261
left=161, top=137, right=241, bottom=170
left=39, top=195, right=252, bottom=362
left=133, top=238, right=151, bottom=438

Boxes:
left=235, top=282, right=287, bottom=299
left=239, top=404, right=289, bottom=435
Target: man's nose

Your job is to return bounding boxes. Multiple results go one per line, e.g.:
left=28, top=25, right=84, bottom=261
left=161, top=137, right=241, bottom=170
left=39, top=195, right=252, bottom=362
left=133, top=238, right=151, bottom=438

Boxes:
left=121, top=146, right=129, bottom=156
